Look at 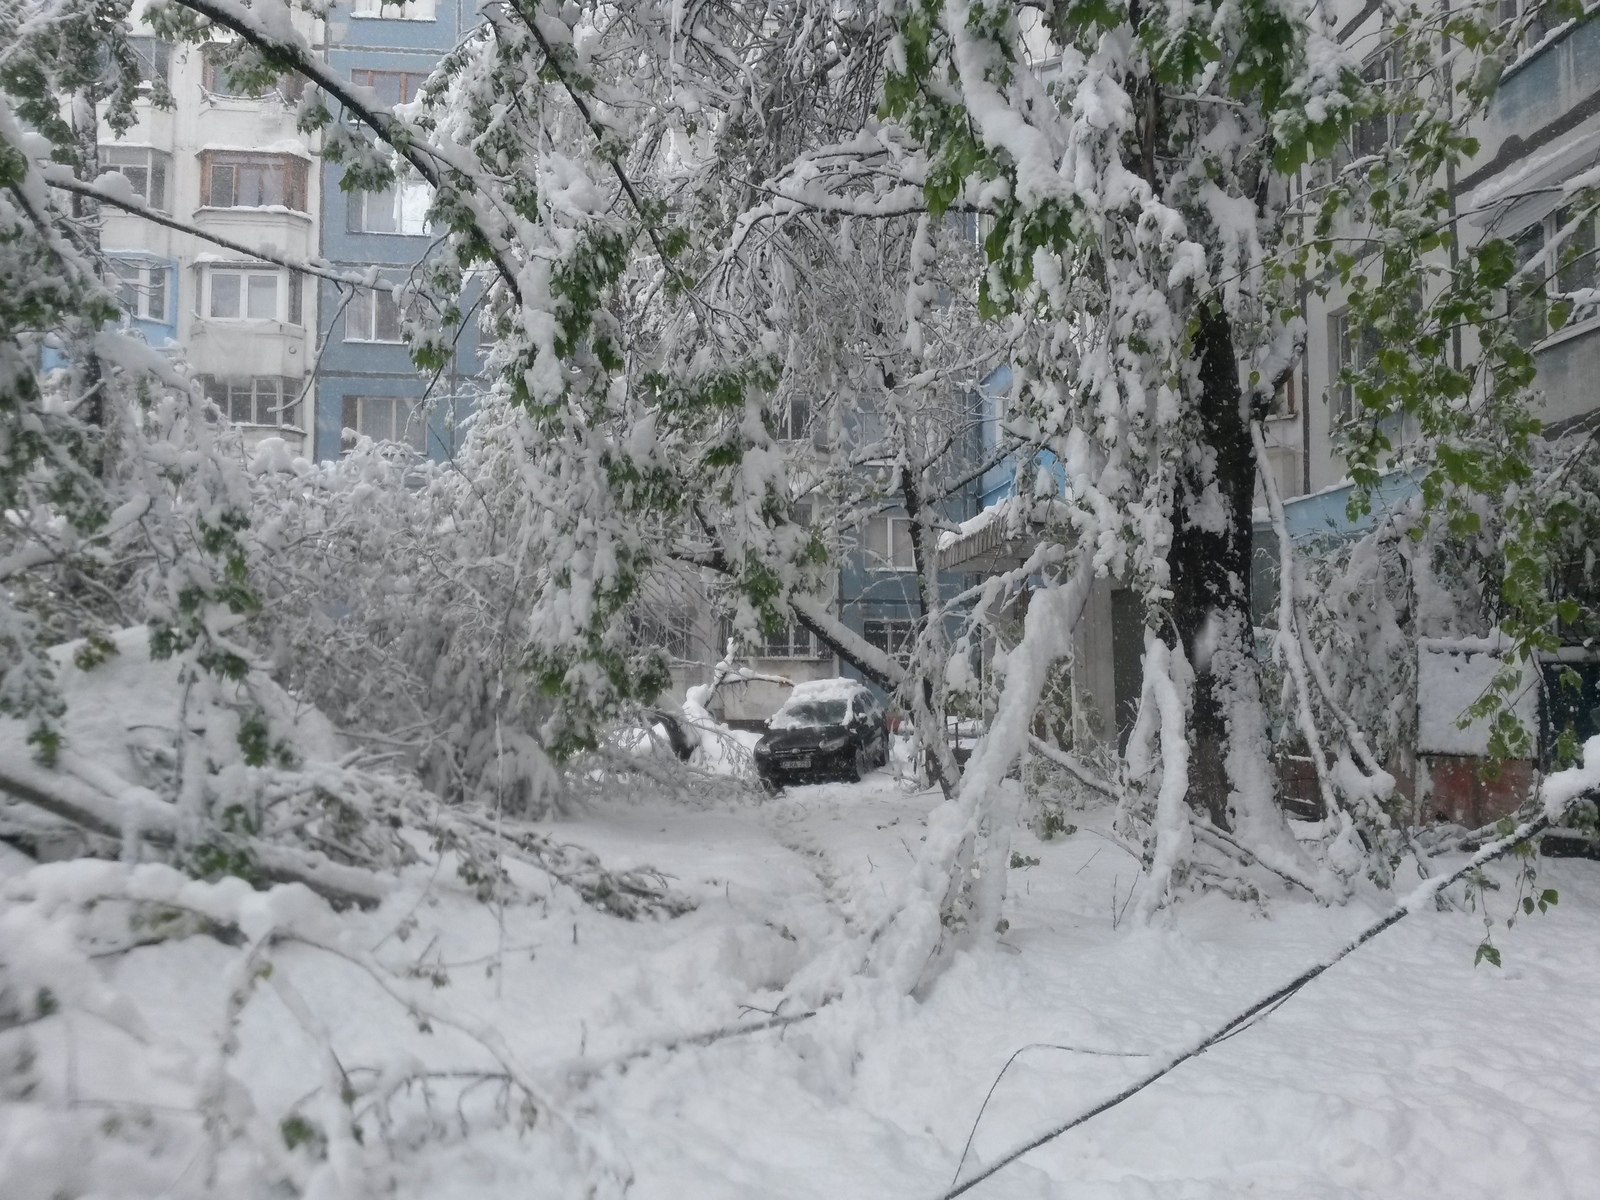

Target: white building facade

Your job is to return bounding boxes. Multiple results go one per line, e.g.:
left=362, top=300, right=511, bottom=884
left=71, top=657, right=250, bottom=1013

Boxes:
left=97, top=9, right=323, bottom=455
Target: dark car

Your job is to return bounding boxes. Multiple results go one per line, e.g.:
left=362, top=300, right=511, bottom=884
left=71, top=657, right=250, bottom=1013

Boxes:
left=754, top=681, right=890, bottom=788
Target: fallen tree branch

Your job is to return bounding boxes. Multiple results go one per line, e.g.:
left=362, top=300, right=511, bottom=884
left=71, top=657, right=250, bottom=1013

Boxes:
left=1026, top=735, right=1117, bottom=799
left=563, top=1011, right=818, bottom=1084
left=940, top=771, right=1600, bottom=1198
left=0, top=738, right=391, bottom=909
left=450, top=810, right=696, bottom=919
left=1192, top=819, right=1317, bottom=896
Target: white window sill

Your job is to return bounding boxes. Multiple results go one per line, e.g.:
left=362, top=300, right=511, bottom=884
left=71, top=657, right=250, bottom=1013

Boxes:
left=197, top=318, right=303, bottom=332
left=1534, top=311, right=1600, bottom=353
left=194, top=205, right=311, bottom=221
left=343, top=338, right=408, bottom=345
left=348, top=12, right=438, bottom=21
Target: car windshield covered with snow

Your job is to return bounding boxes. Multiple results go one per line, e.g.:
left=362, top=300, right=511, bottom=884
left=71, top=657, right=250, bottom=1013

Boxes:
left=770, top=699, right=848, bottom=729
left=754, top=682, right=889, bottom=788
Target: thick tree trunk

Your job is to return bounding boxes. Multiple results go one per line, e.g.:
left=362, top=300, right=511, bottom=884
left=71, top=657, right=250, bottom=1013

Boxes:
left=1166, top=304, right=1270, bottom=830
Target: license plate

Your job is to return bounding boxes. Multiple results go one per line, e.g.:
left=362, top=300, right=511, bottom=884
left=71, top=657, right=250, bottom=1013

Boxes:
left=781, top=756, right=812, bottom=769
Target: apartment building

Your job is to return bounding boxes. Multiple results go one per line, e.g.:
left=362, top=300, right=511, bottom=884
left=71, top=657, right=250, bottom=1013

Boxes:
left=1272, top=4, right=1600, bottom=819
left=98, top=12, right=322, bottom=455
left=313, top=0, right=483, bottom=463
left=1291, top=6, right=1600, bottom=501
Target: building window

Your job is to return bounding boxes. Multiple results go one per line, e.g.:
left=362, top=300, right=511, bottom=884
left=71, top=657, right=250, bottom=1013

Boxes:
left=350, top=0, right=437, bottom=22
left=1328, top=310, right=1378, bottom=428
left=633, top=607, right=696, bottom=661
left=349, top=68, right=430, bottom=105
left=946, top=209, right=981, bottom=246
left=774, top=393, right=811, bottom=441
left=111, top=259, right=167, bottom=322
left=863, top=618, right=917, bottom=664
left=1508, top=206, right=1599, bottom=347
left=1510, top=222, right=1548, bottom=348
left=201, top=152, right=309, bottom=211
left=201, top=45, right=305, bottom=101
left=125, top=36, right=171, bottom=86
left=1348, top=50, right=1402, bottom=162
left=347, top=180, right=431, bottom=235
left=863, top=514, right=915, bottom=571
left=346, top=285, right=405, bottom=342
left=98, top=146, right=170, bottom=211
left=1269, top=371, right=1296, bottom=418
left=342, top=395, right=426, bottom=452
left=201, top=375, right=302, bottom=429
left=205, top=266, right=300, bottom=323
left=758, top=621, right=818, bottom=659
left=1498, top=0, right=1551, bottom=53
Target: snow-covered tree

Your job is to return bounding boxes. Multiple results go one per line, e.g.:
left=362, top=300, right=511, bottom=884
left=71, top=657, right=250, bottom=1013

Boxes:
left=9, top=0, right=1592, bottom=946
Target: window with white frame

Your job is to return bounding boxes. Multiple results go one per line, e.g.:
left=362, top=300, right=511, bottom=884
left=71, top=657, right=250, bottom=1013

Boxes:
left=774, top=393, right=812, bottom=441
left=1497, top=0, right=1551, bottom=54
left=200, top=375, right=302, bottom=429
left=758, top=621, right=819, bottom=659
left=110, top=259, right=167, bottom=322
left=345, top=284, right=405, bottom=342
left=863, top=514, right=915, bottom=571
left=205, top=266, right=301, bottom=324
left=1269, top=370, right=1296, bottom=419
left=1328, top=309, right=1379, bottom=428
left=1508, top=205, right=1598, bottom=347
left=1345, top=46, right=1409, bottom=164
left=347, top=180, right=431, bottom=235
left=946, top=208, right=981, bottom=247
left=863, top=618, right=916, bottom=664
left=125, top=36, right=171, bottom=86
left=98, top=146, right=170, bottom=211
left=201, top=45, right=305, bottom=101
left=342, top=395, right=426, bottom=452
left=350, top=0, right=437, bottom=20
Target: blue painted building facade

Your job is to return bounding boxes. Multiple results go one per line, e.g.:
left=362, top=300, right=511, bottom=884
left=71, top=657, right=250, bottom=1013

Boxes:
left=315, top=0, right=482, bottom=463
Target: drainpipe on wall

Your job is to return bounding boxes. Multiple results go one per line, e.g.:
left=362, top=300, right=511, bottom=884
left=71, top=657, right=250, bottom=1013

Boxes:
left=1298, top=166, right=1312, bottom=495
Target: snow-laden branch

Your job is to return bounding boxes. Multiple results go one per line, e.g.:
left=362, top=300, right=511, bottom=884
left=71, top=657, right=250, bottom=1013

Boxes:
left=1026, top=734, right=1116, bottom=798
left=47, top=171, right=369, bottom=286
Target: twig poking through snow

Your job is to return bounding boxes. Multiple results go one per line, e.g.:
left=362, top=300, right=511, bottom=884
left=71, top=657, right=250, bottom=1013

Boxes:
left=948, top=1042, right=1153, bottom=1189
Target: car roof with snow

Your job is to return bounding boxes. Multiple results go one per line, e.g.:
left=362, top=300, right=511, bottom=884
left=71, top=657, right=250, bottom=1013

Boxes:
left=779, top=678, right=875, bottom=708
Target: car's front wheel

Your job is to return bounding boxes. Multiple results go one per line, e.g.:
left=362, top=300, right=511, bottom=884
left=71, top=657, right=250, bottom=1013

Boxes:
left=853, top=743, right=872, bottom=782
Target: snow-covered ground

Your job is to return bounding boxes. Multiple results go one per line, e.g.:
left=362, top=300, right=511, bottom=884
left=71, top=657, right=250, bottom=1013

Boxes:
left=5, top=767, right=1599, bottom=1199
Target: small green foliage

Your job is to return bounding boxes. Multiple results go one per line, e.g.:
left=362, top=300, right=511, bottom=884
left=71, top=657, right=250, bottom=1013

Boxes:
left=72, top=630, right=119, bottom=671
left=34, top=988, right=57, bottom=1019
left=218, top=804, right=257, bottom=837
left=1474, top=941, right=1501, bottom=969
left=1009, top=852, right=1041, bottom=869
left=279, top=1114, right=326, bottom=1155
left=26, top=724, right=61, bottom=768
left=237, top=710, right=272, bottom=768
left=185, top=841, right=263, bottom=888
